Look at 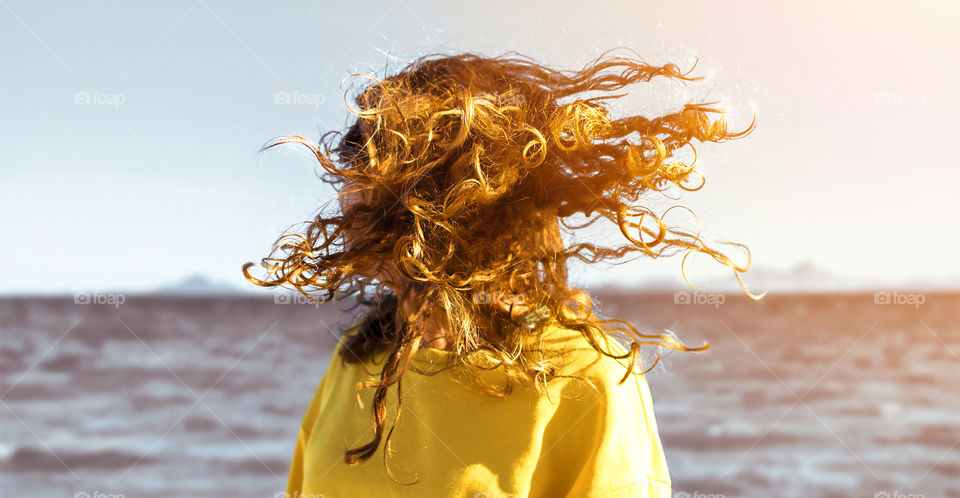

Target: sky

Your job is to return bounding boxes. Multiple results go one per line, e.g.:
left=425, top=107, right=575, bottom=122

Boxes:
left=1, top=0, right=958, bottom=294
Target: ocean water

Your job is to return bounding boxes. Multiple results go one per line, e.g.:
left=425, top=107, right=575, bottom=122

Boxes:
left=1, top=292, right=957, bottom=497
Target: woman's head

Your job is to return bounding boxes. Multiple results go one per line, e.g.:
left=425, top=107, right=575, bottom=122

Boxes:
left=243, top=49, right=758, bottom=474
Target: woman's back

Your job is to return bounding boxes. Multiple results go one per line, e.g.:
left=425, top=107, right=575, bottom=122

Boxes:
left=286, top=321, right=672, bottom=497
left=245, top=50, right=759, bottom=497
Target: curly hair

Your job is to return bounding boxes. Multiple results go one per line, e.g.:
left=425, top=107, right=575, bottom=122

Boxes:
left=243, top=48, right=760, bottom=481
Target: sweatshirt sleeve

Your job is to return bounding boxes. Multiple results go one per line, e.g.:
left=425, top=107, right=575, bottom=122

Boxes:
left=285, top=426, right=310, bottom=496
left=529, top=346, right=672, bottom=498
left=284, top=332, right=352, bottom=497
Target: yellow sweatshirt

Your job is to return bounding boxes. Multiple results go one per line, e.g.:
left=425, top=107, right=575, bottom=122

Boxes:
left=283, top=320, right=672, bottom=497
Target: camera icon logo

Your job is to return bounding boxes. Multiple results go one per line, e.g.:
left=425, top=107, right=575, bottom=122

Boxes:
left=873, top=291, right=891, bottom=305
left=74, top=91, right=91, bottom=105
left=472, top=290, right=492, bottom=305
left=274, top=91, right=292, bottom=105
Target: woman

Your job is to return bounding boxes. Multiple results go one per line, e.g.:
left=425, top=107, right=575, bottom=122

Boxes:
left=244, top=49, right=759, bottom=497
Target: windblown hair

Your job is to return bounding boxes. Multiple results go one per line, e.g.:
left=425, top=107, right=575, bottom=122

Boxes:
left=243, top=49, right=760, bottom=481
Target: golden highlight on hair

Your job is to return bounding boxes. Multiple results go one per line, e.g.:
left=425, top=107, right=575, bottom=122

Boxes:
left=243, top=48, right=760, bottom=481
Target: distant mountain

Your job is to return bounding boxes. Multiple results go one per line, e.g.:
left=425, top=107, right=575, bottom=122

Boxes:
left=715, top=262, right=867, bottom=293
left=591, top=262, right=959, bottom=294
left=124, top=265, right=960, bottom=297
left=150, top=274, right=253, bottom=295
left=720, top=262, right=959, bottom=293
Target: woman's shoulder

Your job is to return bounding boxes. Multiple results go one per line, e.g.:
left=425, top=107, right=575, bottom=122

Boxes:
left=528, top=322, right=672, bottom=492
left=297, top=320, right=367, bottom=433
left=329, top=316, right=644, bottom=392
left=534, top=320, right=644, bottom=390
